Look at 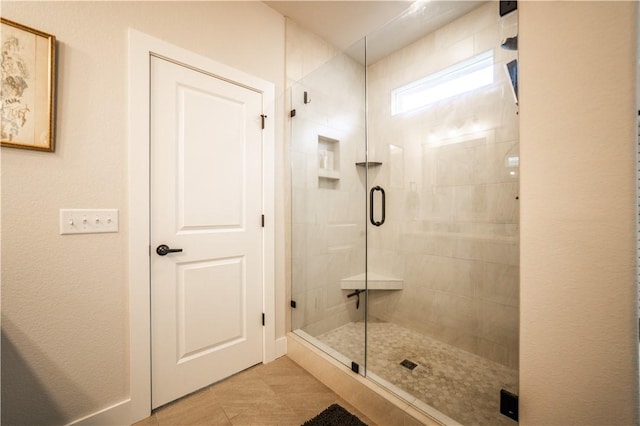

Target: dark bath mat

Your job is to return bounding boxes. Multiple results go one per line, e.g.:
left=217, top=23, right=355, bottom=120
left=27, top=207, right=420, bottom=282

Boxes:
left=302, top=403, right=368, bottom=426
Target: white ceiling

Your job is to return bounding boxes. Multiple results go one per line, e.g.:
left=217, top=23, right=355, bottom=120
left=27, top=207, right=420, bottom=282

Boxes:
left=265, top=1, right=485, bottom=64
left=265, top=1, right=412, bottom=53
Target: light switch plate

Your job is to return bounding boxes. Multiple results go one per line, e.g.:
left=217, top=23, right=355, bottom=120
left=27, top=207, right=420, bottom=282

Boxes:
left=60, top=209, right=119, bottom=235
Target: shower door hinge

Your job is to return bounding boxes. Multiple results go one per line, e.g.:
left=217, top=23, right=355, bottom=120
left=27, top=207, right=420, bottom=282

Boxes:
left=261, top=214, right=265, bottom=227
left=260, top=114, right=267, bottom=129
left=290, top=300, right=297, bottom=308
left=290, top=109, right=296, bottom=118
left=351, top=361, right=360, bottom=374
left=262, top=313, right=265, bottom=326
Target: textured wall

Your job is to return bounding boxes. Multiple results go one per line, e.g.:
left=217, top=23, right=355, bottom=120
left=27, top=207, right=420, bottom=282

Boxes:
left=1, top=2, right=285, bottom=424
left=519, top=2, right=638, bottom=424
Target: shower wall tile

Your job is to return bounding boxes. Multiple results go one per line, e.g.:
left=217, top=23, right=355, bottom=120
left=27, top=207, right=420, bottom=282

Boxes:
left=289, top=19, right=366, bottom=336
left=291, top=188, right=310, bottom=225
left=433, top=36, right=475, bottom=75
left=291, top=224, right=307, bottom=259
left=400, top=233, right=455, bottom=258
left=366, top=249, right=404, bottom=278
left=326, top=223, right=359, bottom=250
left=291, top=260, right=306, bottom=300
left=452, top=236, right=484, bottom=262
left=365, top=0, right=519, bottom=368
left=482, top=239, right=519, bottom=266
left=486, top=141, right=519, bottom=184
left=408, top=255, right=482, bottom=298
left=291, top=117, right=319, bottom=154
left=454, top=185, right=488, bottom=221
left=306, top=224, right=327, bottom=255
left=326, top=250, right=352, bottom=308
left=485, top=182, right=519, bottom=224
left=434, top=3, right=495, bottom=50
left=303, top=287, right=325, bottom=324
left=285, top=19, right=339, bottom=86
left=496, top=122, right=519, bottom=144
left=477, top=300, right=519, bottom=348
left=476, top=337, right=512, bottom=368
left=430, top=292, right=476, bottom=333
left=422, top=186, right=455, bottom=220
left=307, top=254, right=329, bottom=290
left=473, top=25, right=501, bottom=54
left=479, top=263, right=519, bottom=307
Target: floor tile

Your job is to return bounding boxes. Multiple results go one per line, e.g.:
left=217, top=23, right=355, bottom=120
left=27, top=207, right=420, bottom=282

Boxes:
left=132, top=414, right=159, bottom=426
left=154, top=390, right=230, bottom=425
left=132, top=355, right=383, bottom=426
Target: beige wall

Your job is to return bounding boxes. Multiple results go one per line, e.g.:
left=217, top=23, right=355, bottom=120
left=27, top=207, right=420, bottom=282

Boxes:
left=519, top=1, right=638, bottom=425
left=1, top=2, right=285, bottom=424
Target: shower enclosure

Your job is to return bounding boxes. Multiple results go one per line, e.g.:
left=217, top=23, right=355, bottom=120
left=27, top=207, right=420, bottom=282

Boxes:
left=289, top=2, right=519, bottom=424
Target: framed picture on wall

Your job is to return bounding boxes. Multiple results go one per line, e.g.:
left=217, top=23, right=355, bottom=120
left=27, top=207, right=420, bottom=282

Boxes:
left=1, top=18, right=56, bottom=152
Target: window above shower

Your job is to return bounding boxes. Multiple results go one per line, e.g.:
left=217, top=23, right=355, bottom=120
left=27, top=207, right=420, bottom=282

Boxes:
left=391, top=50, right=494, bottom=115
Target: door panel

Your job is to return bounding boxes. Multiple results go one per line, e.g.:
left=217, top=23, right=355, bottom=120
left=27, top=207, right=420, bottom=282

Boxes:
left=150, top=55, right=263, bottom=408
left=179, top=86, right=245, bottom=229
left=177, top=256, right=245, bottom=361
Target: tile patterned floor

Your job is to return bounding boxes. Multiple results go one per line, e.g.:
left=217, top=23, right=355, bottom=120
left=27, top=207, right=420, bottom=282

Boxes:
left=132, top=356, right=376, bottom=426
left=316, top=321, right=518, bottom=426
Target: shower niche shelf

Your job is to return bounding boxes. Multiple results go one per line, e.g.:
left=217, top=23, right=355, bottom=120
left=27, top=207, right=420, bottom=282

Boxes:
left=318, top=135, right=340, bottom=181
left=341, top=272, right=403, bottom=290
left=318, top=168, right=340, bottom=180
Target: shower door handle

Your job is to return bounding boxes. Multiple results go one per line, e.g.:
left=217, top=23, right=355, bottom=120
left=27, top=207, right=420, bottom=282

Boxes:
left=370, top=186, right=385, bottom=227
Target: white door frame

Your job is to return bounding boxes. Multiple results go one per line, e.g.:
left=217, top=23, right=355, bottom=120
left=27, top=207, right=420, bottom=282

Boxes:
left=127, top=29, right=276, bottom=423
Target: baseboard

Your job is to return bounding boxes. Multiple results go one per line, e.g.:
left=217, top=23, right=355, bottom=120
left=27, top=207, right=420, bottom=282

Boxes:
left=275, top=336, right=287, bottom=358
left=67, top=398, right=131, bottom=426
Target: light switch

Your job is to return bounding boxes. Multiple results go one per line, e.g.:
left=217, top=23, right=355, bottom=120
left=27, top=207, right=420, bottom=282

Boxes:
left=60, top=209, right=119, bottom=235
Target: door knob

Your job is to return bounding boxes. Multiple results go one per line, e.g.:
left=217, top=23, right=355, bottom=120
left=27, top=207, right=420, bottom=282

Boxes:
left=156, top=244, right=183, bottom=256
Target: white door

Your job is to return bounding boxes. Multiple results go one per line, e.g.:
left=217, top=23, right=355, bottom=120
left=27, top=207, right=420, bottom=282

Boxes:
left=150, top=55, right=264, bottom=409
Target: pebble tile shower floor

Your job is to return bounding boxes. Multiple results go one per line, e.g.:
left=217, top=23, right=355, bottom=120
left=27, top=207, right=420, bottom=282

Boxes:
left=316, top=321, right=518, bottom=426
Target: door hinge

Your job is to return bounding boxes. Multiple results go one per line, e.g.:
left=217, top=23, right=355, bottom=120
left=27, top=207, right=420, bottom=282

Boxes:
left=290, top=109, right=296, bottom=118
left=261, top=214, right=265, bottom=227
left=262, top=313, right=265, bottom=326
left=290, top=300, right=297, bottom=308
left=260, top=114, right=267, bottom=129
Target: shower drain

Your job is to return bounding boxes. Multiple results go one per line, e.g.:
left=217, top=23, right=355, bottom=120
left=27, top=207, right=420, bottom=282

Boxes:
left=400, top=359, right=418, bottom=370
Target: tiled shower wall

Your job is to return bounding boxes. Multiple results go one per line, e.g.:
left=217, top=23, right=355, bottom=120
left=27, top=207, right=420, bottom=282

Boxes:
left=366, top=3, right=520, bottom=368
left=287, top=20, right=367, bottom=336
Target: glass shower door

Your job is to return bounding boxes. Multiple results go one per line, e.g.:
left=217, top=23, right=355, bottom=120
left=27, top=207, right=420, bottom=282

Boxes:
left=289, top=41, right=368, bottom=372
left=364, top=2, right=520, bottom=425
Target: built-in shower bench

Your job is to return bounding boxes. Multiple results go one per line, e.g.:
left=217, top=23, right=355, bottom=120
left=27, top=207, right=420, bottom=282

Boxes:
left=340, top=272, right=403, bottom=290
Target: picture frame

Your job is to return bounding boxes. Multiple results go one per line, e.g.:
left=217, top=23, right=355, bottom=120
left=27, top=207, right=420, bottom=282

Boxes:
left=1, top=18, right=56, bottom=152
